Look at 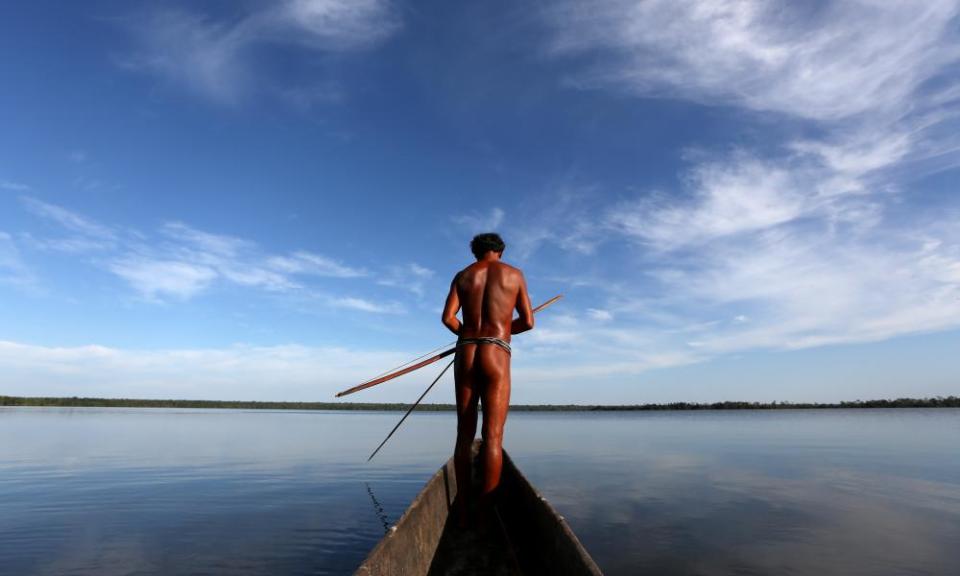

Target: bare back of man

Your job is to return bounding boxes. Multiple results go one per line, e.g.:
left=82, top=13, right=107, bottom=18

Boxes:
left=441, top=233, right=533, bottom=526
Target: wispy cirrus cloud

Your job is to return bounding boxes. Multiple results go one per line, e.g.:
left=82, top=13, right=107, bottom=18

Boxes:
left=0, top=231, right=36, bottom=289
left=154, top=222, right=367, bottom=296
left=1, top=179, right=30, bottom=192
left=586, top=308, right=612, bottom=322
left=20, top=196, right=117, bottom=244
left=545, top=0, right=960, bottom=181
left=378, top=263, right=434, bottom=297
left=505, top=182, right=606, bottom=261
left=120, top=0, right=401, bottom=105
left=525, top=0, right=960, bottom=370
left=267, top=250, right=367, bottom=279
left=15, top=197, right=389, bottom=308
left=329, top=296, right=404, bottom=314
left=646, top=223, right=960, bottom=353
left=452, top=207, right=505, bottom=234
left=605, top=148, right=890, bottom=250
left=545, top=0, right=960, bottom=122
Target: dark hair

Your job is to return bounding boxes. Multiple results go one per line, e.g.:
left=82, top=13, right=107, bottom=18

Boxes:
left=470, top=233, right=505, bottom=259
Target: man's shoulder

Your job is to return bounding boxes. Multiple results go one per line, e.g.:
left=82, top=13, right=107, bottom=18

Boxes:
left=455, top=261, right=524, bottom=278
left=451, top=264, right=475, bottom=284
left=492, top=261, right=525, bottom=280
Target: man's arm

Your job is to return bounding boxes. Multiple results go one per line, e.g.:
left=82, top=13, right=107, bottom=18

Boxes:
left=441, top=275, right=461, bottom=335
left=510, top=271, right=534, bottom=334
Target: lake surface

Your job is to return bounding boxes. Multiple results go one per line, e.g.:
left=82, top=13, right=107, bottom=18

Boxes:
left=1, top=407, right=958, bottom=575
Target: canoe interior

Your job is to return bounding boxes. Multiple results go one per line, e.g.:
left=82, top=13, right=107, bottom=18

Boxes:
left=355, top=440, right=603, bottom=576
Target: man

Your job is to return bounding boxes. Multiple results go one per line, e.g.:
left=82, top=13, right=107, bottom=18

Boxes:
left=441, top=232, right=534, bottom=526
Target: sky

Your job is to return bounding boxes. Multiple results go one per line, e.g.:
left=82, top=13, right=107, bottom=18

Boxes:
left=1, top=0, right=958, bottom=404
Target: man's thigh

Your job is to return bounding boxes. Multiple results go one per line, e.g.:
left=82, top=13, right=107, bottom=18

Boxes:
left=455, top=345, right=479, bottom=422
left=479, top=347, right=511, bottom=434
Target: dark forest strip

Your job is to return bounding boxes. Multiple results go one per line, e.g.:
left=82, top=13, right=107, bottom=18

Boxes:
left=2, top=395, right=958, bottom=411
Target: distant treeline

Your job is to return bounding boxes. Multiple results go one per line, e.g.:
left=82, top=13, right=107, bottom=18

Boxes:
left=2, top=395, right=958, bottom=411
left=527, top=397, right=960, bottom=410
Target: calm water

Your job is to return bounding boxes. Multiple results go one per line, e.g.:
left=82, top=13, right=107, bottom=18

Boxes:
left=1, top=407, right=958, bottom=576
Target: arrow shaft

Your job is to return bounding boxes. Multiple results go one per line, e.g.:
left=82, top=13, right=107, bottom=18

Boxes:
left=336, top=348, right=455, bottom=398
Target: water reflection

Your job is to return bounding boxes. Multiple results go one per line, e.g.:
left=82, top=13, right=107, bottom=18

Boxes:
left=0, top=407, right=957, bottom=575
left=365, top=482, right=391, bottom=534
left=507, top=410, right=960, bottom=576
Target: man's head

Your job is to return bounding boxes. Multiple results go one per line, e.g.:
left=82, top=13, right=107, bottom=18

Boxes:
left=470, top=233, right=505, bottom=260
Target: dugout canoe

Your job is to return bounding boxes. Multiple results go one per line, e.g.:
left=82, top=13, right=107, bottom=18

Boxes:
left=355, top=440, right=603, bottom=576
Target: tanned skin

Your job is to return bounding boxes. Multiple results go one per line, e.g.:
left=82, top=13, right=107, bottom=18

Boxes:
left=441, top=250, right=534, bottom=526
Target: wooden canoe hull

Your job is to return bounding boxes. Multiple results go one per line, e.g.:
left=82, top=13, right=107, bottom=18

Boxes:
left=355, top=441, right=602, bottom=576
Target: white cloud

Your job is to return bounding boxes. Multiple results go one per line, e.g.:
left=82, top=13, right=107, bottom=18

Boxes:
left=608, top=154, right=812, bottom=249
left=587, top=308, right=612, bottom=321
left=161, top=221, right=251, bottom=257
left=648, top=225, right=960, bottom=352
left=1, top=180, right=29, bottom=191
left=20, top=196, right=117, bottom=242
left=0, top=339, right=409, bottom=401
left=268, top=250, right=367, bottom=278
left=527, top=327, right=582, bottom=345
left=17, top=197, right=118, bottom=255
left=605, top=141, right=903, bottom=251
left=122, top=0, right=400, bottom=104
left=274, top=0, right=401, bottom=50
left=20, top=234, right=118, bottom=254
left=118, top=223, right=370, bottom=299
left=504, top=183, right=605, bottom=260
left=157, top=222, right=301, bottom=292
left=594, top=147, right=960, bottom=353
left=790, top=130, right=913, bottom=180
left=17, top=199, right=382, bottom=308
left=546, top=1, right=960, bottom=185
left=545, top=0, right=960, bottom=121
left=330, top=296, right=404, bottom=314
left=378, top=262, right=434, bottom=297
left=109, top=258, right=217, bottom=301
left=0, top=231, right=35, bottom=289
left=452, top=207, right=505, bottom=233
left=99, top=220, right=367, bottom=299
left=531, top=0, right=960, bottom=365
left=509, top=169, right=960, bottom=370
left=514, top=350, right=702, bottom=385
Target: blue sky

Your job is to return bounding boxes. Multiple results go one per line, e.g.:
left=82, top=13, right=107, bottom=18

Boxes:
left=1, top=0, right=958, bottom=403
